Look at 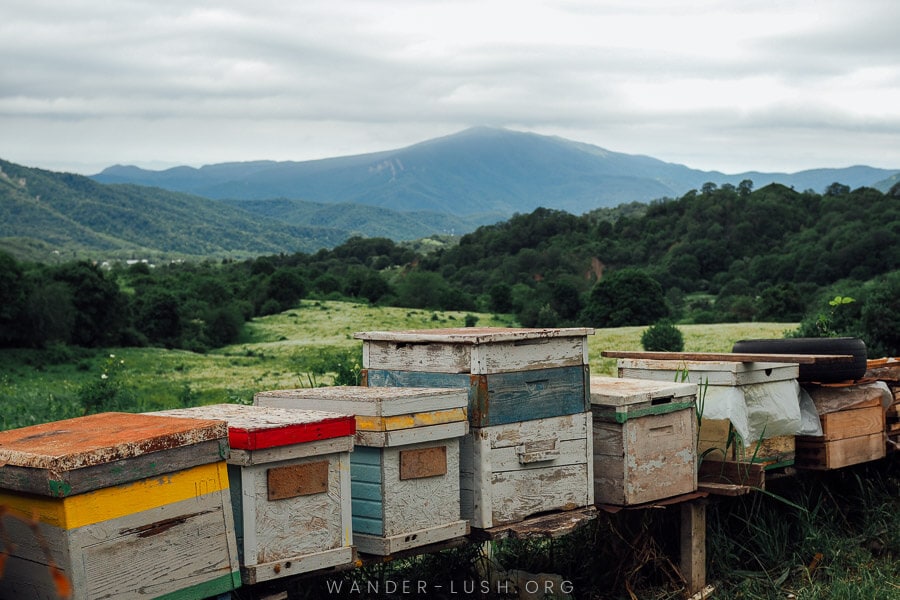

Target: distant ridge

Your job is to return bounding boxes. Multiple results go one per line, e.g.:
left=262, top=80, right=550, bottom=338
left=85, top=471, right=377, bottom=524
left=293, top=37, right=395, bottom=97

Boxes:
left=4, top=127, right=898, bottom=262
left=0, top=158, right=491, bottom=262
left=93, top=126, right=900, bottom=217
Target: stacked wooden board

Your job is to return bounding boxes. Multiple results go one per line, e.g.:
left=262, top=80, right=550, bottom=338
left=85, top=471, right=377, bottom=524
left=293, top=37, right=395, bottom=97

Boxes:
left=150, top=404, right=357, bottom=583
left=0, top=412, right=240, bottom=600
left=356, top=327, right=595, bottom=530
left=863, top=358, right=900, bottom=453
left=796, top=383, right=887, bottom=469
left=616, top=359, right=801, bottom=468
left=255, top=386, right=469, bottom=555
left=589, top=376, right=698, bottom=506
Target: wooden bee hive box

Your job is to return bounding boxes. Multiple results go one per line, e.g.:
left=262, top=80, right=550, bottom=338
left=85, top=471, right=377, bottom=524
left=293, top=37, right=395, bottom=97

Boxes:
left=617, top=359, right=800, bottom=466
left=356, top=327, right=596, bottom=530
left=151, top=404, right=357, bottom=584
left=863, top=358, right=900, bottom=452
left=356, top=327, right=593, bottom=427
left=255, top=386, right=469, bottom=555
left=459, top=411, right=594, bottom=529
left=589, top=376, right=698, bottom=506
left=0, top=412, right=240, bottom=600
left=796, top=383, right=886, bottom=469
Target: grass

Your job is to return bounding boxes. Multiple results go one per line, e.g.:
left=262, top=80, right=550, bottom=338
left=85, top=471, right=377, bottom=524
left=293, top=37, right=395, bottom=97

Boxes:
left=3, top=304, right=896, bottom=598
left=0, top=301, right=518, bottom=428
left=588, top=322, right=796, bottom=377
left=0, top=302, right=788, bottom=429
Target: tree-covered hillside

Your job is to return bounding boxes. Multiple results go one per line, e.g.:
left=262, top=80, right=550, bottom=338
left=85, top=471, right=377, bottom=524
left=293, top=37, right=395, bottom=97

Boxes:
left=424, top=181, right=900, bottom=329
left=0, top=159, right=493, bottom=262
left=3, top=179, right=900, bottom=357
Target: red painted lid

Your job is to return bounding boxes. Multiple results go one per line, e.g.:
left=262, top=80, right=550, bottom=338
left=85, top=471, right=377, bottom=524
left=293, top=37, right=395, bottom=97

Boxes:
left=151, top=404, right=356, bottom=450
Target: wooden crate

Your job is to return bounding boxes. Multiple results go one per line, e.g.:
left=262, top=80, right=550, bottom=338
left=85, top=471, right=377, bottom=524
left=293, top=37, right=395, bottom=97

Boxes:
left=796, top=389, right=886, bottom=469
left=589, top=376, right=697, bottom=506
left=0, top=412, right=240, bottom=600
left=796, top=433, right=885, bottom=469
left=460, top=412, right=594, bottom=529
left=698, top=419, right=796, bottom=466
left=255, top=387, right=469, bottom=555
left=151, top=404, right=357, bottom=584
left=617, top=358, right=801, bottom=466
left=863, top=359, right=900, bottom=453
left=358, top=327, right=593, bottom=428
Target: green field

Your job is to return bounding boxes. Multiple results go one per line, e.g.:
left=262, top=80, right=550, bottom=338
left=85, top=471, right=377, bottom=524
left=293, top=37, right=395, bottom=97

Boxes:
left=0, top=299, right=795, bottom=430
left=1, top=302, right=898, bottom=599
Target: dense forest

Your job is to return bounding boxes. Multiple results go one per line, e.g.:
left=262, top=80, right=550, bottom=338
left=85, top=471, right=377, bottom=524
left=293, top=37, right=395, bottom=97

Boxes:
left=3, top=180, right=900, bottom=356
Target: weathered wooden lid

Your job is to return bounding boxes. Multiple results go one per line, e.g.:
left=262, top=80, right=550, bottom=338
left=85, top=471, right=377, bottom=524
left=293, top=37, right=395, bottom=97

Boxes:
left=0, top=412, right=227, bottom=471
left=354, top=327, right=594, bottom=344
left=255, top=386, right=468, bottom=417
left=151, top=404, right=356, bottom=450
left=615, top=358, right=799, bottom=386
left=589, top=376, right=697, bottom=407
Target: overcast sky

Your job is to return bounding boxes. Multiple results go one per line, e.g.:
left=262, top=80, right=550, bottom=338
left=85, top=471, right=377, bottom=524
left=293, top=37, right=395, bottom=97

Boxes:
left=2, top=0, right=899, bottom=175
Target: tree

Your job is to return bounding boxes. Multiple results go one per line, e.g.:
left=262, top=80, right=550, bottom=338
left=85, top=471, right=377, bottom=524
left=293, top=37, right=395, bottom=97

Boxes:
left=132, top=289, right=184, bottom=347
left=0, top=252, right=27, bottom=346
left=824, top=182, right=850, bottom=196
left=50, top=261, right=128, bottom=347
left=265, top=267, right=307, bottom=311
left=395, top=271, right=449, bottom=309
left=860, top=272, right=900, bottom=357
left=23, top=279, right=76, bottom=347
left=488, top=283, right=514, bottom=313
left=580, top=269, right=669, bottom=327
left=756, top=282, right=808, bottom=322
left=548, top=279, right=584, bottom=322
left=203, top=303, right=245, bottom=347
left=358, top=272, right=391, bottom=304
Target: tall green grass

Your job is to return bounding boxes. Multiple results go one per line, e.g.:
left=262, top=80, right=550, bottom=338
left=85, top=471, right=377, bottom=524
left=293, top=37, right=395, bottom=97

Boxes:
left=2, top=303, right=895, bottom=598
left=0, top=302, right=788, bottom=428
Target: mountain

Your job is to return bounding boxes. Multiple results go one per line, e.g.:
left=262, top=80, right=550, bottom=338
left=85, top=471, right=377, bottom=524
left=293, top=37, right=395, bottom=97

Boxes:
left=0, top=159, right=485, bottom=261
left=214, top=198, right=493, bottom=239
left=7, top=127, right=899, bottom=262
left=93, top=127, right=900, bottom=217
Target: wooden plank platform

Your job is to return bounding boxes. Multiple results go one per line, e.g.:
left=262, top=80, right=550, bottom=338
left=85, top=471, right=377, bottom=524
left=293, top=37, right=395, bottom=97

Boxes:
left=698, top=460, right=766, bottom=489
left=697, top=481, right=754, bottom=496
left=468, top=506, right=599, bottom=541
left=601, top=351, right=854, bottom=364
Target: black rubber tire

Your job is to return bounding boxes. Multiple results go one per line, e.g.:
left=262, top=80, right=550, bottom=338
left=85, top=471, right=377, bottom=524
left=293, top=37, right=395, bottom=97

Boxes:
left=731, top=337, right=868, bottom=383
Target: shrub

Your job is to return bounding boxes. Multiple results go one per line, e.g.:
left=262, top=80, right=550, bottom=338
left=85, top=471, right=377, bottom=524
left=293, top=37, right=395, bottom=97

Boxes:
left=581, top=268, right=669, bottom=327
left=76, top=354, right=136, bottom=414
left=640, top=320, right=685, bottom=352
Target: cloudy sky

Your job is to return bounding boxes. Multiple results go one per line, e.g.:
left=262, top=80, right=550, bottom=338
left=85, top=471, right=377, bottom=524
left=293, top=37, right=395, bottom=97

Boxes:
left=2, top=0, right=899, bottom=175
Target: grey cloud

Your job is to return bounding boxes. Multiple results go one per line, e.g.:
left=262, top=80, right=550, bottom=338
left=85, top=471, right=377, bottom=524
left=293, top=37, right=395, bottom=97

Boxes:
left=1, top=0, right=899, bottom=174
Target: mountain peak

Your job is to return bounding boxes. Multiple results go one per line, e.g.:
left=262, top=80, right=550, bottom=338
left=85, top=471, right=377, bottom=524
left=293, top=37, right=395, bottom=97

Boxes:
left=88, top=128, right=900, bottom=216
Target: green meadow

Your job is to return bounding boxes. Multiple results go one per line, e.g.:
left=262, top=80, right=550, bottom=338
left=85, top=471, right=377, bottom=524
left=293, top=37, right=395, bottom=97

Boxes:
left=0, top=299, right=793, bottom=430
left=4, top=304, right=897, bottom=600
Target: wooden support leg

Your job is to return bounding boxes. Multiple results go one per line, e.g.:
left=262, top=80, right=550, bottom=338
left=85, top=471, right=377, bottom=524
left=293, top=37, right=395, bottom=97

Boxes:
left=680, top=500, right=706, bottom=595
